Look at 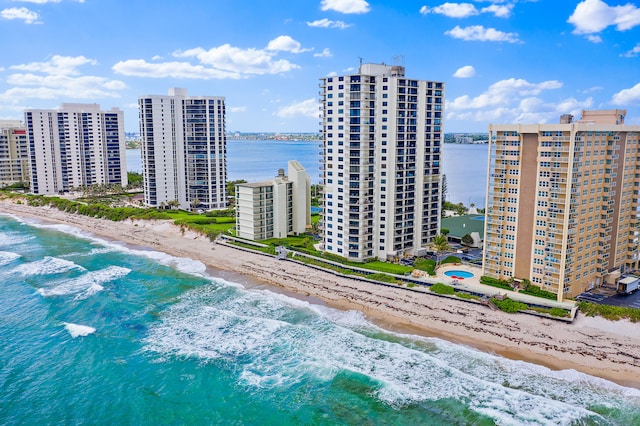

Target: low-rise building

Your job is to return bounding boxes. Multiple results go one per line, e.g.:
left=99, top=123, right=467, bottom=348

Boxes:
left=235, top=160, right=310, bottom=241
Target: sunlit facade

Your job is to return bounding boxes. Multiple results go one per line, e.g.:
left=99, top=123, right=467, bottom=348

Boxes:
left=484, top=110, right=640, bottom=301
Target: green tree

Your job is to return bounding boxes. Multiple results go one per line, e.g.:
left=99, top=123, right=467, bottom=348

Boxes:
left=227, top=179, right=247, bottom=199
left=190, top=198, right=202, bottom=212
left=462, top=233, right=474, bottom=246
left=431, top=233, right=450, bottom=269
left=127, top=172, right=143, bottom=188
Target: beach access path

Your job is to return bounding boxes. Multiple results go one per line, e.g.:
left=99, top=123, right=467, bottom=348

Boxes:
left=1, top=198, right=639, bottom=389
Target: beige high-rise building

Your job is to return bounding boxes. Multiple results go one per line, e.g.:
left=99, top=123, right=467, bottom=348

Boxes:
left=484, top=110, right=640, bottom=301
left=235, top=160, right=311, bottom=241
left=0, top=120, right=29, bottom=187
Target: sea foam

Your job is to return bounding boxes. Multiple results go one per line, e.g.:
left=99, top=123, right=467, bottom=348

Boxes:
left=143, top=283, right=638, bottom=425
left=0, top=250, right=21, bottom=267
left=38, top=265, right=130, bottom=299
left=12, top=256, right=85, bottom=277
left=63, top=322, right=96, bottom=338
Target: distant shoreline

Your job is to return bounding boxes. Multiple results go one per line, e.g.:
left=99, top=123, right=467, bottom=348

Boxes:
left=1, top=198, right=639, bottom=389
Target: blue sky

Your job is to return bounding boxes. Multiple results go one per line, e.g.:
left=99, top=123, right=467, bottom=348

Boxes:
left=1, top=0, right=639, bottom=133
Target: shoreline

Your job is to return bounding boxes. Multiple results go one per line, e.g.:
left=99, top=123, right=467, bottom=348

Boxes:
left=2, top=199, right=640, bottom=389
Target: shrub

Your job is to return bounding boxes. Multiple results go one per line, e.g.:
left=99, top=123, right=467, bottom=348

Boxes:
left=521, top=284, right=557, bottom=300
left=480, top=276, right=513, bottom=291
left=492, top=297, right=528, bottom=313
left=430, top=283, right=455, bottom=295
left=578, top=301, right=640, bottom=323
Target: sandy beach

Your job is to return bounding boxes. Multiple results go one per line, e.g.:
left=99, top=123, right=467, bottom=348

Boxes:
left=2, top=198, right=640, bottom=389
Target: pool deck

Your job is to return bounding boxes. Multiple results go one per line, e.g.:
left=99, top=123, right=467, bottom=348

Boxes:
left=433, top=264, right=576, bottom=310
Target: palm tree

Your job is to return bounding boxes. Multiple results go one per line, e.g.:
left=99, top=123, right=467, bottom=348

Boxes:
left=190, top=198, right=202, bottom=212
left=431, top=233, right=450, bottom=269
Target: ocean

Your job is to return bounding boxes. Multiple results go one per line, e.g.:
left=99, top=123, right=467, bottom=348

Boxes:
left=1, top=214, right=640, bottom=425
left=126, top=140, right=488, bottom=207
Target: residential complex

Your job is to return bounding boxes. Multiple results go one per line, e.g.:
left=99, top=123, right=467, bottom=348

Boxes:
left=235, top=160, right=311, bottom=240
left=138, top=88, right=228, bottom=211
left=484, top=110, right=640, bottom=301
left=0, top=120, right=29, bottom=187
left=319, top=63, right=444, bottom=261
left=25, top=104, right=127, bottom=195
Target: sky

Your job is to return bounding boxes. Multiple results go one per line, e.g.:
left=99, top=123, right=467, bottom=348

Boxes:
left=0, top=0, right=639, bottom=133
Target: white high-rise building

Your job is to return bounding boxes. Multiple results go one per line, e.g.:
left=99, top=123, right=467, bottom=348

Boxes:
left=319, top=63, right=444, bottom=261
left=0, top=120, right=29, bottom=187
left=139, top=88, right=228, bottom=211
left=25, top=104, right=127, bottom=194
left=235, top=160, right=311, bottom=241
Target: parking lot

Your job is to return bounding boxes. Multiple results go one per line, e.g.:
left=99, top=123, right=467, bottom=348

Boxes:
left=577, top=286, right=640, bottom=309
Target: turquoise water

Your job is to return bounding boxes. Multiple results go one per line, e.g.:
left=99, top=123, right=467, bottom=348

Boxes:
left=444, top=270, right=475, bottom=279
left=1, top=214, right=640, bottom=425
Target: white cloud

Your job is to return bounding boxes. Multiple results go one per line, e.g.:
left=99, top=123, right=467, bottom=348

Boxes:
left=118, top=39, right=303, bottom=79
left=307, top=18, right=351, bottom=29
left=420, top=3, right=478, bottom=18
left=453, top=65, right=476, bottom=78
left=266, top=35, right=311, bottom=53
left=448, top=78, right=563, bottom=111
left=229, top=106, right=247, bottom=113
left=587, top=34, right=603, bottom=43
left=10, top=55, right=96, bottom=75
left=568, top=0, right=640, bottom=34
left=445, top=25, right=521, bottom=43
left=1, top=7, right=39, bottom=24
left=275, top=98, right=320, bottom=118
left=611, top=83, right=640, bottom=105
left=481, top=4, right=514, bottom=18
left=113, top=59, right=241, bottom=79
left=314, top=48, right=332, bottom=58
left=446, top=78, right=595, bottom=125
left=320, top=0, right=370, bottom=14
left=622, top=43, right=640, bottom=58
left=0, top=55, right=125, bottom=103
left=151, top=55, right=163, bottom=60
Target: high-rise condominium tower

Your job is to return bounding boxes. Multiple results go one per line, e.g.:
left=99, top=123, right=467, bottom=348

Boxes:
left=0, top=120, right=29, bottom=187
left=25, top=104, right=126, bottom=194
left=139, top=88, right=227, bottom=211
left=484, top=110, right=640, bottom=301
left=319, top=63, right=444, bottom=261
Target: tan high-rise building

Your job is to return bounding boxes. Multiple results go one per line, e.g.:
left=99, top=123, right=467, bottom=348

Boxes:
left=484, top=110, right=640, bottom=301
left=0, top=120, right=29, bottom=187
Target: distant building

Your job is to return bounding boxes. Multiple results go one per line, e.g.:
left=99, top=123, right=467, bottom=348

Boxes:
left=139, top=88, right=228, bottom=211
left=235, top=161, right=310, bottom=241
left=319, top=63, right=444, bottom=261
left=25, top=104, right=127, bottom=194
left=0, top=120, right=29, bottom=187
left=484, top=109, right=640, bottom=301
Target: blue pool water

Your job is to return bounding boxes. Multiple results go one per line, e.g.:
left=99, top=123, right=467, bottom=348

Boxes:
left=445, top=270, right=475, bottom=279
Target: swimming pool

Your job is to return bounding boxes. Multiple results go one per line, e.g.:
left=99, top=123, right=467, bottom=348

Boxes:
left=444, top=270, right=474, bottom=279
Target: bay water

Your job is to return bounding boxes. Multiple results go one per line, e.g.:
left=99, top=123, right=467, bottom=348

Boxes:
left=1, top=214, right=640, bottom=425
left=126, top=140, right=488, bottom=207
